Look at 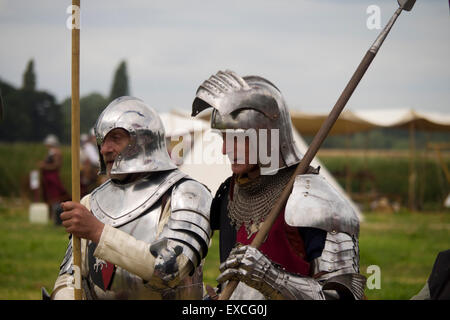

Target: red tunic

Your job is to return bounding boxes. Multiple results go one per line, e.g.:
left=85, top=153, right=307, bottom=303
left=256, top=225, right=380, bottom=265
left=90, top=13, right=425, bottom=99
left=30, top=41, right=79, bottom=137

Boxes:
left=41, top=170, right=69, bottom=203
left=236, top=209, right=310, bottom=276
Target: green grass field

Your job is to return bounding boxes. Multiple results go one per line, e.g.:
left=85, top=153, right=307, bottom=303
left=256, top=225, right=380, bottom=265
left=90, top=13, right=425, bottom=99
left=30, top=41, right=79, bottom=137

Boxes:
left=0, top=200, right=67, bottom=299
left=0, top=199, right=448, bottom=300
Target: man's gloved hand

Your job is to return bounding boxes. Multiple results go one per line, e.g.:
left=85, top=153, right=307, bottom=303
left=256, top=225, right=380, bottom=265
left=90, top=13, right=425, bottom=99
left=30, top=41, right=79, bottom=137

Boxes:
left=216, top=245, right=280, bottom=298
left=150, top=238, right=183, bottom=283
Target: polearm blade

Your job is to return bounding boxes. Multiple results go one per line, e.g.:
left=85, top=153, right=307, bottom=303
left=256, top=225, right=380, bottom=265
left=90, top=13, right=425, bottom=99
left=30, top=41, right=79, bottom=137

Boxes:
left=71, top=0, right=82, bottom=301
left=219, top=0, right=417, bottom=300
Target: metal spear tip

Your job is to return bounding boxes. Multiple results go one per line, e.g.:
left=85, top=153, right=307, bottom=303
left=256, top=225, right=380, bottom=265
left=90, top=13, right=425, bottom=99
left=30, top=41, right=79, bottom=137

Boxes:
left=398, top=0, right=416, bottom=11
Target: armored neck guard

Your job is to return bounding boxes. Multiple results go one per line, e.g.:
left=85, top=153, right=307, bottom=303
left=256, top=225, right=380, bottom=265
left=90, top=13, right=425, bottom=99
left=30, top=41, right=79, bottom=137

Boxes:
left=90, top=169, right=187, bottom=228
left=228, top=165, right=297, bottom=236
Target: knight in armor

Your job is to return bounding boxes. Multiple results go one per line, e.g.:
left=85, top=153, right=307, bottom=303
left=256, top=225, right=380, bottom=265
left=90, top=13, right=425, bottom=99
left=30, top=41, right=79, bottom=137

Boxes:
left=191, top=70, right=366, bottom=300
left=51, top=96, right=212, bottom=299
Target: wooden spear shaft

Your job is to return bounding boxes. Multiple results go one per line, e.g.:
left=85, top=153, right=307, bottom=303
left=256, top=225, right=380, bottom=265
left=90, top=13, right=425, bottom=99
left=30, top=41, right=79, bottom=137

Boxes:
left=71, top=0, right=82, bottom=300
left=219, top=6, right=406, bottom=300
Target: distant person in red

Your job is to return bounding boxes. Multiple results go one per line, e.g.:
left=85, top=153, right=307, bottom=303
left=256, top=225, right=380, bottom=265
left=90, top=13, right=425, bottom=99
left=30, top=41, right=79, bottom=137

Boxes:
left=39, top=134, right=70, bottom=223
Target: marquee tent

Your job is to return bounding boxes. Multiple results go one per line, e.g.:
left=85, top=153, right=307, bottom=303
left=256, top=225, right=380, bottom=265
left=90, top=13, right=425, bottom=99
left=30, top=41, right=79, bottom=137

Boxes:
left=288, top=108, right=450, bottom=134
left=290, top=108, right=450, bottom=210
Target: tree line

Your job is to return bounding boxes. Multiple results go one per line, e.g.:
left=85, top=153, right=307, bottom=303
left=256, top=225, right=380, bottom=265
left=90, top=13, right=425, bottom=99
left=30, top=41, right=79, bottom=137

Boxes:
left=1, top=59, right=448, bottom=149
left=0, top=59, right=129, bottom=144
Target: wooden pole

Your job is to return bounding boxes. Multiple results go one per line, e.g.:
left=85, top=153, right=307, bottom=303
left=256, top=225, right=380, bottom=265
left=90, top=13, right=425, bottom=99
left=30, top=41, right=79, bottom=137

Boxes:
left=429, top=143, right=450, bottom=184
left=71, top=0, right=82, bottom=300
left=345, top=132, right=352, bottom=196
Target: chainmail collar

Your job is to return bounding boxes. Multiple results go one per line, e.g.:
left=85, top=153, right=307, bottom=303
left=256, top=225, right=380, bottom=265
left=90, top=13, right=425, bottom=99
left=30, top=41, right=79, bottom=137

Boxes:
left=228, top=165, right=298, bottom=237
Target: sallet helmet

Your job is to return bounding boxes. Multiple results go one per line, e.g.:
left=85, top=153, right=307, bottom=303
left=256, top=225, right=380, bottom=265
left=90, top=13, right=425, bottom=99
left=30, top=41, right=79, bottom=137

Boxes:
left=95, top=96, right=177, bottom=176
left=192, top=70, right=302, bottom=174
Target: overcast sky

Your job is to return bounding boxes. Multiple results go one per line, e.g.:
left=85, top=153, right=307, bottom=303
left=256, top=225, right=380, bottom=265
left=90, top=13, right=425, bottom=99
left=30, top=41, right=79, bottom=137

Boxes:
left=0, top=0, right=448, bottom=115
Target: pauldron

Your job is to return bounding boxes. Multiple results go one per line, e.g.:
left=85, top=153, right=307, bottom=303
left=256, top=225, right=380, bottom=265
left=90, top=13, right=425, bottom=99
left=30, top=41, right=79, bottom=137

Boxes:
left=285, top=174, right=359, bottom=237
left=284, top=174, right=364, bottom=298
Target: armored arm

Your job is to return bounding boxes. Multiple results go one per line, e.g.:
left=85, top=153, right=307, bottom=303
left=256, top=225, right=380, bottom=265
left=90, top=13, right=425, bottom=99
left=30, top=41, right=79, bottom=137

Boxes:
left=153, top=180, right=212, bottom=278
left=218, top=233, right=365, bottom=300
left=285, top=174, right=365, bottom=299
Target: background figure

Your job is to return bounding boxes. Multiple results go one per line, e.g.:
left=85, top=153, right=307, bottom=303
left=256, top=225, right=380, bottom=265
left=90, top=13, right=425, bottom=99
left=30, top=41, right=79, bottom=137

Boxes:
left=39, top=134, right=70, bottom=224
left=80, top=129, right=101, bottom=197
left=411, top=249, right=450, bottom=300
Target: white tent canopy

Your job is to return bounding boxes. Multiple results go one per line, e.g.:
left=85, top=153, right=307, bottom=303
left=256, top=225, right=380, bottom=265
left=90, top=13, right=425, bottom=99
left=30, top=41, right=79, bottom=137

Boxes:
left=288, top=108, right=450, bottom=135
left=289, top=110, right=376, bottom=135
left=289, top=108, right=450, bottom=211
left=351, top=109, right=450, bottom=132
left=160, top=110, right=231, bottom=195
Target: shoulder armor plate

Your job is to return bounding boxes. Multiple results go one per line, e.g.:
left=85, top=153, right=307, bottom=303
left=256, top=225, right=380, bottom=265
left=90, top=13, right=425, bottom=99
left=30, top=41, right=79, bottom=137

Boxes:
left=170, top=179, right=212, bottom=220
left=90, top=169, right=186, bottom=228
left=285, top=174, right=359, bottom=237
